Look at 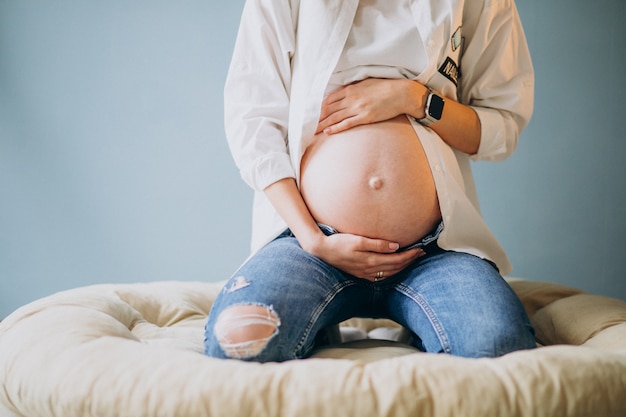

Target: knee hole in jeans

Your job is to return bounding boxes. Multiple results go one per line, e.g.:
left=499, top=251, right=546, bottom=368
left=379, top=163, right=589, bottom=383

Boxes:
left=213, top=304, right=281, bottom=360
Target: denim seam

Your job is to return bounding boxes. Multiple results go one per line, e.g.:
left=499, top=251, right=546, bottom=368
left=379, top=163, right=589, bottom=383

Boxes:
left=394, top=283, right=452, bottom=354
left=293, top=280, right=356, bottom=358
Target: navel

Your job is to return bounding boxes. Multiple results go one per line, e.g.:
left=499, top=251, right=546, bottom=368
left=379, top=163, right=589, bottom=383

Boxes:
left=368, top=176, right=384, bottom=190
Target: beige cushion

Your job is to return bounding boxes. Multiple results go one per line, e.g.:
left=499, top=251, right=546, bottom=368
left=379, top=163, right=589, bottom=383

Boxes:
left=533, top=293, right=626, bottom=346
left=1, top=278, right=625, bottom=417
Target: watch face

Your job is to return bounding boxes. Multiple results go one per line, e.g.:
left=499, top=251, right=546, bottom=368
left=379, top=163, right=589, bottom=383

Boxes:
left=428, top=94, right=445, bottom=120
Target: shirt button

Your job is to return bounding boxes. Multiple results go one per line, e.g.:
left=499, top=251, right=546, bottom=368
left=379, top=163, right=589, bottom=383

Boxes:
left=433, top=164, right=442, bottom=172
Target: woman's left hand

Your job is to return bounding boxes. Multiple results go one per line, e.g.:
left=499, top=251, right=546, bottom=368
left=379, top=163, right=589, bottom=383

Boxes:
left=317, top=78, right=422, bottom=135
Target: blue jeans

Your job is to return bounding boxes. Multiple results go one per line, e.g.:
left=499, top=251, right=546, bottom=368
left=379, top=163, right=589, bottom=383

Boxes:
left=204, top=228, right=535, bottom=362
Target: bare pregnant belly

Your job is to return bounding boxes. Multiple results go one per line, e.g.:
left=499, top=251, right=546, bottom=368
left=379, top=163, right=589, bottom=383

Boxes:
left=300, top=115, right=441, bottom=248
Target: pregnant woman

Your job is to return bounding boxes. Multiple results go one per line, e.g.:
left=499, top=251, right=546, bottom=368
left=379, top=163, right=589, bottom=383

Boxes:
left=204, top=0, right=537, bottom=362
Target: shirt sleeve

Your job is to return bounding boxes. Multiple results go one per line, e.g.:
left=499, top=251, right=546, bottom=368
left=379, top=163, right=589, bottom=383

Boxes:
left=224, top=0, right=297, bottom=191
left=460, top=0, right=534, bottom=162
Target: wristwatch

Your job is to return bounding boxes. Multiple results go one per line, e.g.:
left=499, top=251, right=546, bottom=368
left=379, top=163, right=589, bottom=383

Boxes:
left=417, top=89, right=445, bottom=126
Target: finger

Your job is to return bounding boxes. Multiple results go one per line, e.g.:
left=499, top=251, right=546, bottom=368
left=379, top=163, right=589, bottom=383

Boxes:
left=387, top=250, right=424, bottom=271
left=318, top=100, right=340, bottom=124
left=317, top=110, right=344, bottom=133
left=324, top=85, right=349, bottom=101
left=318, top=114, right=356, bottom=135
left=319, top=90, right=346, bottom=117
left=357, top=237, right=401, bottom=253
left=323, top=117, right=359, bottom=135
left=362, top=248, right=425, bottom=276
left=317, top=103, right=352, bottom=133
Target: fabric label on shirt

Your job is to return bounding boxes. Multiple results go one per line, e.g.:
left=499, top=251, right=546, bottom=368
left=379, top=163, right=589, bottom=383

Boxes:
left=438, top=57, right=460, bottom=86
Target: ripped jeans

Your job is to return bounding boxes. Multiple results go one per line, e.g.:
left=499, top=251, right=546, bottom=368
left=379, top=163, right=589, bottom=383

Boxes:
left=203, top=228, right=535, bottom=362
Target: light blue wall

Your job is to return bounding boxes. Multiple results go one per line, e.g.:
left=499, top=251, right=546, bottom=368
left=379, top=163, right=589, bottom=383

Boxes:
left=0, top=1, right=251, bottom=317
left=1, top=1, right=625, bottom=318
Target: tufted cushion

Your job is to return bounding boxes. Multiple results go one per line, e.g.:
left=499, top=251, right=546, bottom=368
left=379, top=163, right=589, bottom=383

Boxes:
left=0, top=278, right=625, bottom=417
left=533, top=294, right=626, bottom=347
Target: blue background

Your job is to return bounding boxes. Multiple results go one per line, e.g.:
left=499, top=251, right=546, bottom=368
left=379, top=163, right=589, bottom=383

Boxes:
left=1, top=0, right=625, bottom=318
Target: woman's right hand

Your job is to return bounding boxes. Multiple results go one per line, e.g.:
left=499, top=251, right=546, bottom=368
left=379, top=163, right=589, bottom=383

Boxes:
left=303, top=232, right=425, bottom=281
left=263, top=178, right=424, bottom=281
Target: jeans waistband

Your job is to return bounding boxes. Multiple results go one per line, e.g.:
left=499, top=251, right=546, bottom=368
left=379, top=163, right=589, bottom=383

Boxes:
left=317, top=222, right=443, bottom=252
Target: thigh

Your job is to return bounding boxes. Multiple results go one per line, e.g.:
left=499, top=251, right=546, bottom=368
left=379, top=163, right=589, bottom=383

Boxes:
left=386, top=250, right=535, bottom=357
left=205, top=234, right=363, bottom=361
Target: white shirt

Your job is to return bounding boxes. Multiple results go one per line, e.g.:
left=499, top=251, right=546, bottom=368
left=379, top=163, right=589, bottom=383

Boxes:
left=327, top=0, right=426, bottom=94
left=224, top=0, right=534, bottom=275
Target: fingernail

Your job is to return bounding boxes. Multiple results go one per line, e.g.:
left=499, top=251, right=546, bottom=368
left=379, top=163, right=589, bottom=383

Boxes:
left=389, top=243, right=400, bottom=250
